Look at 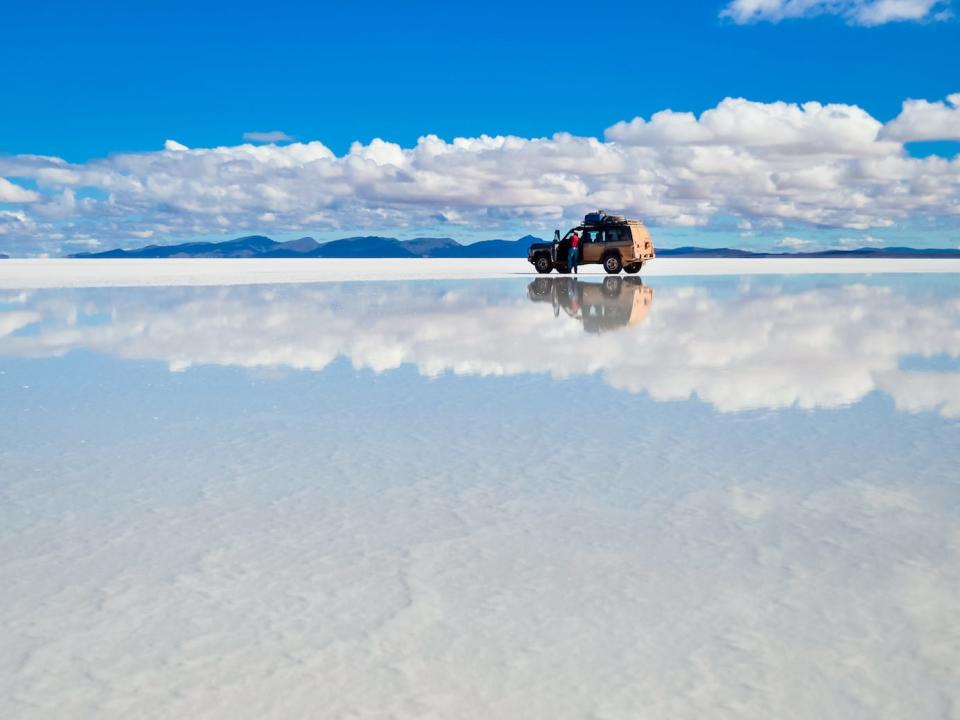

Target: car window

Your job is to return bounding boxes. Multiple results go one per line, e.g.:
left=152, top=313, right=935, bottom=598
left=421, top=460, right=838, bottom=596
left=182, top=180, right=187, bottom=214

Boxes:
left=584, top=230, right=601, bottom=243
left=606, top=228, right=620, bottom=243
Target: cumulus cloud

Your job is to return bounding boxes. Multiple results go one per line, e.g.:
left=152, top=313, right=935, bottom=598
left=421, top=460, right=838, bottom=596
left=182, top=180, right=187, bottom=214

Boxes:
left=778, top=236, right=816, bottom=248
left=881, top=93, right=960, bottom=141
left=1, top=93, right=959, bottom=255
left=720, top=0, right=951, bottom=25
left=604, top=97, right=886, bottom=153
left=0, top=177, right=40, bottom=203
left=0, top=210, right=35, bottom=236
left=838, top=234, right=884, bottom=246
left=242, top=130, right=295, bottom=143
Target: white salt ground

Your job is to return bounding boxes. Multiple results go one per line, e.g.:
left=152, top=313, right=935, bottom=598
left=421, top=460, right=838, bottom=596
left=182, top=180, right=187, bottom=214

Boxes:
left=1, top=276, right=959, bottom=719
left=2, top=391, right=958, bottom=720
left=2, top=257, right=960, bottom=288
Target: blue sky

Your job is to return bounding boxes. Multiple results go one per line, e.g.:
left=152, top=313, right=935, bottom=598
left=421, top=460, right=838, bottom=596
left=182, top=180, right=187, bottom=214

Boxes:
left=1, top=0, right=959, bottom=254
left=3, top=0, right=956, bottom=160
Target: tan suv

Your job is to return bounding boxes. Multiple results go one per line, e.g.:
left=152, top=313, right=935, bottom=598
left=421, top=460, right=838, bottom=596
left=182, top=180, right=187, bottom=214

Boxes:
left=527, top=212, right=655, bottom=274
left=527, top=276, right=654, bottom=333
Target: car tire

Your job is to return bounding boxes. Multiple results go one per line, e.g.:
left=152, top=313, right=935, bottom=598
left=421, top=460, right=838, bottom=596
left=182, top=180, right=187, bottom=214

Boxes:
left=530, top=277, right=551, bottom=296
left=624, top=263, right=641, bottom=274
left=603, top=254, right=623, bottom=274
left=602, top=276, right=622, bottom=296
left=534, top=255, right=552, bottom=274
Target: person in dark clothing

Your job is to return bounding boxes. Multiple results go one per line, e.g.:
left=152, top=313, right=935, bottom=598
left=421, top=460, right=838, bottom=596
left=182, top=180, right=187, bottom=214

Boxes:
left=568, top=231, right=581, bottom=274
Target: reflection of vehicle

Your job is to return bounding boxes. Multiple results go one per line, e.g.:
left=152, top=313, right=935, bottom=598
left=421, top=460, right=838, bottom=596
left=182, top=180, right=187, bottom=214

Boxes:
left=527, top=211, right=655, bottom=275
left=527, top=276, right=654, bottom=334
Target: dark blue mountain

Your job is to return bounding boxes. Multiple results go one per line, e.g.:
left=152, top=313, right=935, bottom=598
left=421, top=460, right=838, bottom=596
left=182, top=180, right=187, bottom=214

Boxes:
left=256, top=237, right=321, bottom=257
left=72, top=235, right=277, bottom=258
left=69, top=234, right=537, bottom=258
left=430, top=234, right=540, bottom=258
left=310, top=236, right=417, bottom=258
left=399, top=237, right=463, bottom=256
left=418, top=234, right=541, bottom=258
left=66, top=235, right=960, bottom=260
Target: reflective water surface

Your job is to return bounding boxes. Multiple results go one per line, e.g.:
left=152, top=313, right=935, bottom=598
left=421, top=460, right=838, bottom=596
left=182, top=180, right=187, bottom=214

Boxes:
left=1, top=274, right=959, bottom=719
left=4, top=274, right=960, bottom=414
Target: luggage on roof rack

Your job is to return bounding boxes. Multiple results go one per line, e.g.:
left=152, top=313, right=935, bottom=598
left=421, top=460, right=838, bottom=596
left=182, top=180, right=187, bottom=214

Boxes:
left=585, top=211, right=628, bottom=225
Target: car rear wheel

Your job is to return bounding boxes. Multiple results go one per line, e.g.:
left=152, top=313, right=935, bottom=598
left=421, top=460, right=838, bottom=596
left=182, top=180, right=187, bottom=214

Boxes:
left=602, top=277, right=622, bottom=296
left=624, top=263, right=641, bottom=274
left=534, top=255, right=552, bottom=274
left=603, top=254, right=623, bottom=274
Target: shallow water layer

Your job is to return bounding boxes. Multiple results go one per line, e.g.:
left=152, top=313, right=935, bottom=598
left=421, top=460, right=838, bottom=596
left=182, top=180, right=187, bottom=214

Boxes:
left=1, top=274, right=959, bottom=719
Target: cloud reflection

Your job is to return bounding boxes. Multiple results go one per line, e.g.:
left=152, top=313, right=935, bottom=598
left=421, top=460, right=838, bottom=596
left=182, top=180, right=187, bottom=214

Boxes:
left=1, top=277, right=959, bottom=416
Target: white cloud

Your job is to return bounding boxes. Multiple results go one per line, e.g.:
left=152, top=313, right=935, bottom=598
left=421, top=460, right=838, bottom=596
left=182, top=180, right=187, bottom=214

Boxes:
left=881, top=93, right=960, bottom=142
left=720, top=0, right=950, bottom=25
left=0, top=310, right=41, bottom=337
left=779, top=236, right=816, bottom=248
left=61, top=237, right=102, bottom=248
left=3, top=279, right=960, bottom=417
left=854, top=0, right=951, bottom=23
left=837, top=234, right=884, bottom=246
left=1, top=93, right=959, bottom=255
left=0, top=210, right=34, bottom=235
left=243, top=130, right=295, bottom=143
left=0, top=177, right=40, bottom=203
left=605, top=97, right=886, bottom=153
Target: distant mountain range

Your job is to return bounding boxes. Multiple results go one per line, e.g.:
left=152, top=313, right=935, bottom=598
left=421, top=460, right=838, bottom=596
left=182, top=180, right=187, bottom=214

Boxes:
left=69, top=235, right=542, bottom=259
left=65, top=235, right=960, bottom=259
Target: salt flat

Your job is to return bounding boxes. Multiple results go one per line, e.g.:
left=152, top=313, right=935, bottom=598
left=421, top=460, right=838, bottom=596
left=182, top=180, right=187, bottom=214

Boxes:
left=3, top=257, right=960, bottom=288
left=2, top=275, right=959, bottom=719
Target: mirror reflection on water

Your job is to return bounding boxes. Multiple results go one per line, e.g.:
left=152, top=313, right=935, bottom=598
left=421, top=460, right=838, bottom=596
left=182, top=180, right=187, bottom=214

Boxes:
left=1, top=274, right=959, bottom=719
left=2, top=274, right=958, bottom=416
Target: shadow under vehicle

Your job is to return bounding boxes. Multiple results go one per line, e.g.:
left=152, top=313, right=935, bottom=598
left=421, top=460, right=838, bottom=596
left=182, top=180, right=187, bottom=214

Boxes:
left=527, top=276, right=654, bottom=334
left=527, top=211, right=655, bottom=275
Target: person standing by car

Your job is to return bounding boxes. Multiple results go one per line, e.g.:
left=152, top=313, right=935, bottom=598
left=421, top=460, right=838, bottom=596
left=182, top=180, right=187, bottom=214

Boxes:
left=568, top=230, right=581, bottom=274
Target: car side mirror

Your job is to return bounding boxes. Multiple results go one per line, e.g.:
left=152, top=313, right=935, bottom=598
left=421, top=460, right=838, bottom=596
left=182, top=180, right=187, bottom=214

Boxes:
left=553, top=229, right=561, bottom=242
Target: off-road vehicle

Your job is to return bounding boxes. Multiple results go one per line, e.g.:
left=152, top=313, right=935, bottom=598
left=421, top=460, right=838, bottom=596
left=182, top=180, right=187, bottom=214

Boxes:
left=527, top=211, right=655, bottom=274
left=527, top=276, right=654, bottom=334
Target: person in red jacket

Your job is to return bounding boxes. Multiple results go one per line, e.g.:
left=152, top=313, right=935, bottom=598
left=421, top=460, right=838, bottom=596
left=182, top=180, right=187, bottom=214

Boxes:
left=568, top=230, right=581, bottom=274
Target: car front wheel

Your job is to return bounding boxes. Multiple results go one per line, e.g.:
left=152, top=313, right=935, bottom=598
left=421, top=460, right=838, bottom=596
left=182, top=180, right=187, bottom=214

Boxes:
left=534, top=255, right=552, bottom=274
left=603, top=254, right=623, bottom=274
left=624, top=263, right=641, bottom=274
